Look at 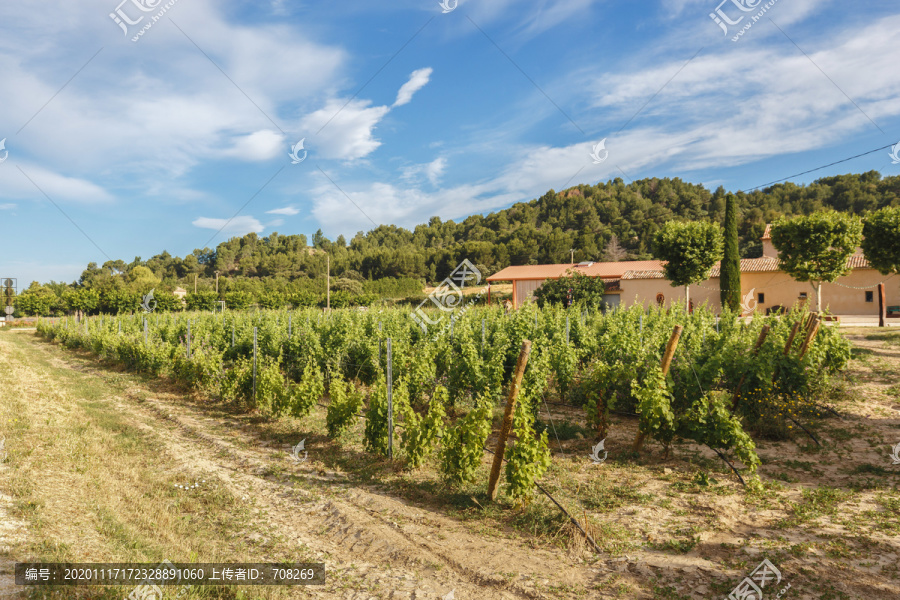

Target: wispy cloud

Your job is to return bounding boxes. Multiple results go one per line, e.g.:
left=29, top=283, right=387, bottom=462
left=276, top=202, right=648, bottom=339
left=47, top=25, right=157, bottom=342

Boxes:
left=218, top=130, right=285, bottom=161
left=192, top=216, right=264, bottom=235
left=266, top=206, right=300, bottom=215
left=300, top=67, right=434, bottom=161
left=394, top=67, right=433, bottom=107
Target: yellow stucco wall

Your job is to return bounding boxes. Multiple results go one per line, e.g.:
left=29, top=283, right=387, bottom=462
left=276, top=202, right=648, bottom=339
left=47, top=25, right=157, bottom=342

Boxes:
left=619, top=278, right=722, bottom=311
left=743, top=270, right=899, bottom=315
left=619, top=269, right=900, bottom=315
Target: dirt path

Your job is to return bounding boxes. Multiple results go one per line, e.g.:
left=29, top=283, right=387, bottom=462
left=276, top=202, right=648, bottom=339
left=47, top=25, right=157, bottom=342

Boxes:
left=0, top=330, right=599, bottom=600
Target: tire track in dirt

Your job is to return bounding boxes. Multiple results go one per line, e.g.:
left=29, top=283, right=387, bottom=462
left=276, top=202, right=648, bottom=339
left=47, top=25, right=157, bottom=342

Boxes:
left=30, top=341, right=601, bottom=599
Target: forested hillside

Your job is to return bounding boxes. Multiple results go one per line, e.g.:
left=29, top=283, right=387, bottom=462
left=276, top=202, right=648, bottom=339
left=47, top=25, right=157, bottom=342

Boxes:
left=29, top=171, right=900, bottom=309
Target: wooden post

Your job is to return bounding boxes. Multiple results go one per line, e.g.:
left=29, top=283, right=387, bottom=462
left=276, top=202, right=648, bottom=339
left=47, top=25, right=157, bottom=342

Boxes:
left=252, top=327, right=258, bottom=404
left=730, top=325, right=771, bottom=411
left=326, top=254, right=330, bottom=311
left=797, top=316, right=822, bottom=360
left=387, top=338, right=393, bottom=460
left=878, top=283, right=886, bottom=328
left=487, top=340, right=532, bottom=501
left=782, top=322, right=801, bottom=356
left=633, top=325, right=683, bottom=452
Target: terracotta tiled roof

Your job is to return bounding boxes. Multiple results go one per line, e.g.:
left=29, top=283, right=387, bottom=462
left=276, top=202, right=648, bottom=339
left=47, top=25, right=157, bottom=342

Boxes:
left=621, top=270, right=666, bottom=280
left=708, top=257, right=781, bottom=276
left=486, top=260, right=665, bottom=282
left=624, top=255, right=872, bottom=281
left=486, top=264, right=571, bottom=282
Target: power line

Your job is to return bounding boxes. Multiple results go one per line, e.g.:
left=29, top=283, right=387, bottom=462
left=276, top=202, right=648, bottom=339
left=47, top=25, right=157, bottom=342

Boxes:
left=740, top=143, right=896, bottom=193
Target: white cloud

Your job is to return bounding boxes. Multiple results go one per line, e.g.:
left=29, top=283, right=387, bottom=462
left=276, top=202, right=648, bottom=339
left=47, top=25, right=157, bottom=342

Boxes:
left=299, top=99, right=390, bottom=160
left=0, top=163, right=114, bottom=204
left=192, top=216, right=264, bottom=235
left=0, top=0, right=346, bottom=192
left=401, top=157, right=447, bottom=186
left=298, top=67, right=433, bottom=160
left=219, top=130, right=285, bottom=161
left=266, top=206, right=300, bottom=215
left=266, top=218, right=285, bottom=227
left=0, top=203, right=16, bottom=210
left=576, top=13, right=900, bottom=172
left=393, top=68, right=433, bottom=107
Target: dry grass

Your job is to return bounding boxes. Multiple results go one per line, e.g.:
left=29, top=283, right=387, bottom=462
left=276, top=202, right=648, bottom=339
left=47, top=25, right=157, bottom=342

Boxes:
left=1, top=326, right=898, bottom=600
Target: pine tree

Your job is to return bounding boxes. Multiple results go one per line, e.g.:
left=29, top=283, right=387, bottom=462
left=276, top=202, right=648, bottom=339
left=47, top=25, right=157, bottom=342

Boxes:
left=720, top=194, right=741, bottom=313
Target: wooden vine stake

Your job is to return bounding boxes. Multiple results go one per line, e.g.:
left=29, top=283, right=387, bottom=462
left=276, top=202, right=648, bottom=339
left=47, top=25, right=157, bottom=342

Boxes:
left=632, top=325, right=682, bottom=453
left=487, top=340, right=532, bottom=501
left=797, top=315, right=822, bottom=360
left=730, top=324, right=771, bottom=412
left=782, top=321, right=802, bottom=356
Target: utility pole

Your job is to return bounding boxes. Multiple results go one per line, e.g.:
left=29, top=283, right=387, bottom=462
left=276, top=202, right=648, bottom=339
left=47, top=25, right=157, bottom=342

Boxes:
left=326, top=254, right=330, bottom=310
left=215, top=271, right=220, bottom=293
left=194, top=274, right=197, bottom=293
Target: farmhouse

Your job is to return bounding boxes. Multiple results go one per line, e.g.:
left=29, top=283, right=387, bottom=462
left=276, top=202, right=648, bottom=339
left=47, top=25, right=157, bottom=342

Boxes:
left=487, top=226, right=899, bottom=316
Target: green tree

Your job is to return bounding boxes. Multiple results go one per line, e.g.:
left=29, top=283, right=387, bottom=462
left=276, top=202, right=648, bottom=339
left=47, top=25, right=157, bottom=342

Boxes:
left=720, top=194, right=742, bottom=312
left=258, top=291, right=285, bottom=309
left=153, top=288, right=184, bottom=312
left=185, top=291, right=218, bottom=311
left=770, top=211, right=863, bottom=312
left=653, top=221, right=724, bottom=312
left=532, top=271, right=606, bottom=309
left=225, top=290, right=254, bottom=310
left=861, top=206, right=900, bottom=275
left=127, top=265, right=160, bottom=288
left=15, top=282, right=58, bottom=316
left=63, top=288, right=100, bottom=315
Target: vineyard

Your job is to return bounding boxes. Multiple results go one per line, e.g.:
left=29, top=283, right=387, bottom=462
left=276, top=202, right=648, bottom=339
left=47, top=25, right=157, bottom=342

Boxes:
left=35, top=303, right=852, bottom=502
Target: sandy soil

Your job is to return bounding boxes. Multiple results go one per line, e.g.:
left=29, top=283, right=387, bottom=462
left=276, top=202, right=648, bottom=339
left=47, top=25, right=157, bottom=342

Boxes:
left=0, top=327, right=898, bottom=599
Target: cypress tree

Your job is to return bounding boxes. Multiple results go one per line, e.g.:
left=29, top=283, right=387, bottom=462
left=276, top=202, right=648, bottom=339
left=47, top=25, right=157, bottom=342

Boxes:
left=720, top=193, right=742, bottom=312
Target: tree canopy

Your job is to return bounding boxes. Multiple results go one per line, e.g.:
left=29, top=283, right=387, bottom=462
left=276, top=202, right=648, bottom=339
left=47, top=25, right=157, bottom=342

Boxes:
left=770, top=211, right=864, bottom=312
left=861, top=205, right=900, bottom=276
left=533, top=271, right=606, bottom=309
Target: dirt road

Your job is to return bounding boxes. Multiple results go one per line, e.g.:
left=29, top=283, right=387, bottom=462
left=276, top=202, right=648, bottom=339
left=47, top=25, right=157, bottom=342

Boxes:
left=0, top=330, right=601, bottom=600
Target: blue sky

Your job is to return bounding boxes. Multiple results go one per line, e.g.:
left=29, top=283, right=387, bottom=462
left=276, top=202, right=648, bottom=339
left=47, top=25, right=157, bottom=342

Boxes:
left=1, top=0, right=899, bottom=284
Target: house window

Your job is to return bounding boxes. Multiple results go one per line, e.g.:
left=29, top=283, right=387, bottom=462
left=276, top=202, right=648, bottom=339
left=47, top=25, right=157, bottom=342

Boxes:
left=757, top=293, right=765, bottom=304
left=799, top=292, right=808, bottom=300
left=865, top=291, right=874, bottom=303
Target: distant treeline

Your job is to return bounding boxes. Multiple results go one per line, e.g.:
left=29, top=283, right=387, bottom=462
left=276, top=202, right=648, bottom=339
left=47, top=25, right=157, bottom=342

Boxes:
left=15, top=171, right=899, bottom=316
